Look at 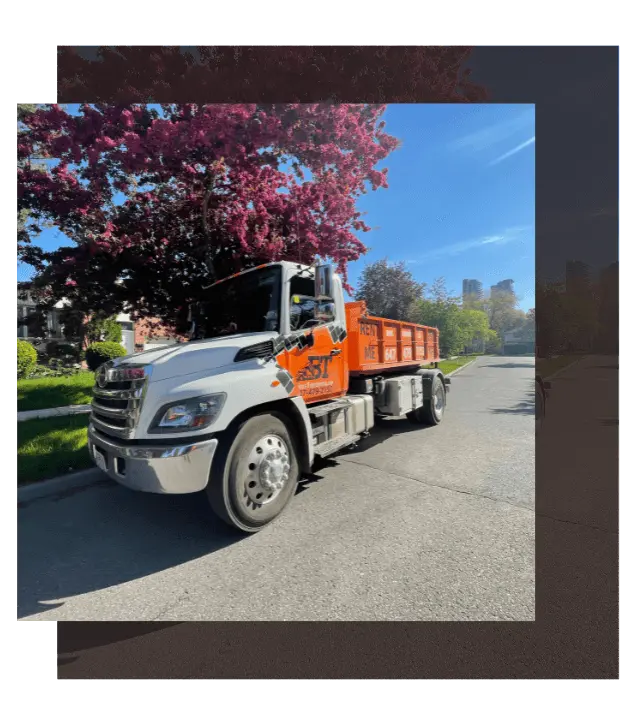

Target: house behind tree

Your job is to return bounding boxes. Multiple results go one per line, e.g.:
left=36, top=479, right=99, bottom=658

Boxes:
left=17, top=290, right=181, bottom=356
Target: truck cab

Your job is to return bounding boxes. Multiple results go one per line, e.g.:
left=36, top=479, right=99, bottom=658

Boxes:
left=87, top=261, right=448, bottom=532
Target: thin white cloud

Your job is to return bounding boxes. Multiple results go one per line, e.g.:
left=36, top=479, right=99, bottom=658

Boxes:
left=406, top=226, right=530, bottom=264
left=489, top=136, right=535, bottom=165
left=450, top=110, right=534, bottom=153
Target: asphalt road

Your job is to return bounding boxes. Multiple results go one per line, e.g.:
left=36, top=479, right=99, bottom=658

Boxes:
left=19, top=356, right=536, bottom=621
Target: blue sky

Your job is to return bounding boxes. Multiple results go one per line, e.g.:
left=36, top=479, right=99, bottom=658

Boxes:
left=348, top=104, right=535, bottom=310
left=18, top=103, right=535, bottom=309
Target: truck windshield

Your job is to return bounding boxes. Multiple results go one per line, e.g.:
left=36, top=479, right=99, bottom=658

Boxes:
left=190, top=265, right=282, bottom=340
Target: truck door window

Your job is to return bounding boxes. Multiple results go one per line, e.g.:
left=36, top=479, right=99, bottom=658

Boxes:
left=289, top=276, right=319, bottom=331
left=193, top=266, right=282, bottom=339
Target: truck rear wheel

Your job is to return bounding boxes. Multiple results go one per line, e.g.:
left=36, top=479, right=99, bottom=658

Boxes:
left=406, top=375, right=445, bottom=426
left=207, top=413, right=300, bottom=533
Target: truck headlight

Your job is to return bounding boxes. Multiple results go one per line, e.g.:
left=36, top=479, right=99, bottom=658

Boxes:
left=149, top=394, right=226, bottom=433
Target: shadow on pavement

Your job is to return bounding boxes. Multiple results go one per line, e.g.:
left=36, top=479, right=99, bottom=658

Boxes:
left=58, top=622, right=181, bottom=655
left=23, top=419, right=421, bottom=619
left=296, top=416, right=431, bottom=494
left=21, top=421, right=424, bottom=619
left=18, top=488, right=245, bottom=619
left=489, top=391, right=535, bottom=416
left=310, top=416, right=432, bottom=464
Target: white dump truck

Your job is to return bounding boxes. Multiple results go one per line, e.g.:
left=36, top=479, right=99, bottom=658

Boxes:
left=88, top=261, right=450, bottom=532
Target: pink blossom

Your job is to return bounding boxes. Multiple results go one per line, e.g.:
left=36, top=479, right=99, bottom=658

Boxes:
left=120, top=110, right=134, bottom=128
left=17, top=103, right=400, bottom=329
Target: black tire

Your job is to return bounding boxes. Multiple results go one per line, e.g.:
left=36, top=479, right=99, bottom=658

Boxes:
left=206, top=413, right=300, bottom=533
left=406, top=375, right=446, bottom=425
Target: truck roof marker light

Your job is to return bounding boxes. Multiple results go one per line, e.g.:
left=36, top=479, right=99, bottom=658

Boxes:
left=271, top=380, right=280, bottom=387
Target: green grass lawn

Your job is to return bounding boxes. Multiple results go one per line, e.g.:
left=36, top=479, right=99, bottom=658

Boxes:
left=537, top=355, right=581, bottom=380
left=17, top=371, right=95, bottom=412
left=423, top=355, right=479, bottom=375
left=18, top=414, right=92, bottom=485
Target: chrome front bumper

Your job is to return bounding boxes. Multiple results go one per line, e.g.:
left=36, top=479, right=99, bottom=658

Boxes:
left=87, top=423, right=218, bottom=494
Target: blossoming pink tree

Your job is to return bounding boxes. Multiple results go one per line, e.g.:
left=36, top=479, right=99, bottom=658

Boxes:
left=18, top=103, right=399, bottom=331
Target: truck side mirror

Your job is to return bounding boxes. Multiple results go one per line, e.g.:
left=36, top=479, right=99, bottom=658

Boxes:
left=315, top=264, right=334, bottom=300
left=315, top=300, right=336, bottom=323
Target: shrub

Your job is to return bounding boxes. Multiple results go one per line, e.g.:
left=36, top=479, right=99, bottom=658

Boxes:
left=28, top=363, right=83, bottom=378
left=46, top=358, right=82, bottom=373
left=17, top=340, right=38, bottom=379
left=85, top=341, right=127, bottom=371
left=46, top=341, right=80, bottom=363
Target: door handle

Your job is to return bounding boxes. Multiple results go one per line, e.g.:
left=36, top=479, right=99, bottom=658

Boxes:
left=330, top=348, right=342, bottom=356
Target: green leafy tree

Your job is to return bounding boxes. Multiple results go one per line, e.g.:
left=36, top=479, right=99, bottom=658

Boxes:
left=355, top=259, right=425, bottom=320
left=57, top=306, right=85, bottom=342
left=458, top=308, right=492, bottom=352
left=520, top=308, right=535, bottom=341
left=410, top=278, right=465, bottom=356
left=85, top=315, right=122, bottom=344
left=485, top=329, right=501, bottom=354
left=483, top=289, right=525, bottom=340
left=462, top=293, right=485, bottom=310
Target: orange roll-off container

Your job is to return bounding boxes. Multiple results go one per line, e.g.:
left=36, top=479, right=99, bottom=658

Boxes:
left=344, top=300, right=441, bottom=376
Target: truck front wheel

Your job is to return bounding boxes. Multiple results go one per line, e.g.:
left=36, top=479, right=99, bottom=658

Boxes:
left=207, top=413, right=300, bottom=533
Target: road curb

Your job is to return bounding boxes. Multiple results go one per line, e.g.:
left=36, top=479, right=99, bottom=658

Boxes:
left=447, top=358, right=478, bottom=377
left=18, top=467, right=107, bottom=504
left=542, top=357, right=585, bottom=381
left=18, top=404, right=92, bottom=422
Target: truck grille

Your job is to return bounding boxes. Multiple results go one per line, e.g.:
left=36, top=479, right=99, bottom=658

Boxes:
left=90, top=363, right=150, bottom=440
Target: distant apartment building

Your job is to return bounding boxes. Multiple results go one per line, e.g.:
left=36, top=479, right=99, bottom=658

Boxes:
left=462, top=278, right=483, bottom=300
left=490, top=279, right=515, bottom=297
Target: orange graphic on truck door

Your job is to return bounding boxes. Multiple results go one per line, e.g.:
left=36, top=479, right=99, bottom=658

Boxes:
left=275, top=277, right=348, bottom=404
left=278, top=325, right=348, bottom=403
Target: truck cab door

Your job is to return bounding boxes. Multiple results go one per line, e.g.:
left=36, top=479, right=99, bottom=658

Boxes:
left=277, top=272, right=348, bottom=405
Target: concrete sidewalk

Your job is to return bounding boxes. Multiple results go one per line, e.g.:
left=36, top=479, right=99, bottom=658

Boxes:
left=18, top=404, right=91, bottom=422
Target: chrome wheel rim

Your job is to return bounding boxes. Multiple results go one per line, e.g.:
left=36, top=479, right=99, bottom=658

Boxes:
left=433, top=384, right=445, bottom=415
left=244, top=434, right=291, bottom=505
